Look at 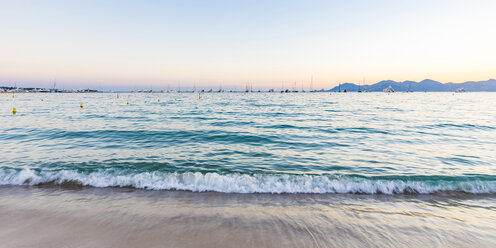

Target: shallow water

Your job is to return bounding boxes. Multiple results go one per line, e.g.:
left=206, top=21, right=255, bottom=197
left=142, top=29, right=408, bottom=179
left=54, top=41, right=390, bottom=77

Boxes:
left=1, top=92, right=496, bottom=194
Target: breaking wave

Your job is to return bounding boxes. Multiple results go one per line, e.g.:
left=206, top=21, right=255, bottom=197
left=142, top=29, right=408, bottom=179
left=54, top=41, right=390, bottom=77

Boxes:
left=1, top=168, right=496, bottom=194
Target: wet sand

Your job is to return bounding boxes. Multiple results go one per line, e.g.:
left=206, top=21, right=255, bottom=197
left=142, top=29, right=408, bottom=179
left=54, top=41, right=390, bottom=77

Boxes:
left=1, top=186, right=495, bottom=248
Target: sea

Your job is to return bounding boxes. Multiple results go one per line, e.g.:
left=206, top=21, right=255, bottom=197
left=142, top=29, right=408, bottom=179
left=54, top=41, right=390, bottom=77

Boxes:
left=1, top=92, right=495, bottom=247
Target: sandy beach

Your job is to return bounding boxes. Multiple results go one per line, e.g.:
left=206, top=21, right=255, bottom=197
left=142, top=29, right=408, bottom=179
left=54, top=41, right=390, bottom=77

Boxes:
left=1, top=186, right=495, bottom=248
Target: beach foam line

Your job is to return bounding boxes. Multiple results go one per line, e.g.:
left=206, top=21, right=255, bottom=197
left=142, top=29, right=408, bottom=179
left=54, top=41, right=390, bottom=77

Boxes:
left=1, top=168, right=496, bottom=194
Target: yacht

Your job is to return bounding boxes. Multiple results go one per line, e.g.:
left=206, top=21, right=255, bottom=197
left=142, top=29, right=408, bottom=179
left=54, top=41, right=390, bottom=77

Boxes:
left=383, top=86, right=395, bottom=93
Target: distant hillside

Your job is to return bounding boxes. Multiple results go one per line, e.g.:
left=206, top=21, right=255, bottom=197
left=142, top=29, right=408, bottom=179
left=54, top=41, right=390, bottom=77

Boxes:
left=329, top=79, right=496, bottom=92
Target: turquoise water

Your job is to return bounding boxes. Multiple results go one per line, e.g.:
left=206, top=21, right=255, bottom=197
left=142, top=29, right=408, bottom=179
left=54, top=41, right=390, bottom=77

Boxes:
left=1, top=92, right=496, bottom=194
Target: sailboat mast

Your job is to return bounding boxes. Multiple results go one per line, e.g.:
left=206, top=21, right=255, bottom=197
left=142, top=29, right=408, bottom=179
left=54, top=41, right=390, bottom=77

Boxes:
left=310, top=75, right=314, bottom=92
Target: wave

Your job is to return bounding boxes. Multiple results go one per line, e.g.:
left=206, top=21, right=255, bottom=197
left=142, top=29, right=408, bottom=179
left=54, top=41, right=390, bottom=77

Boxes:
left=1, top=168, right=495, bottom=194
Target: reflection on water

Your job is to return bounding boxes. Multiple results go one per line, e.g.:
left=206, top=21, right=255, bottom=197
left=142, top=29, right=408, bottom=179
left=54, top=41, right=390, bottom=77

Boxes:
left=0, top=186, right=495, bottom=247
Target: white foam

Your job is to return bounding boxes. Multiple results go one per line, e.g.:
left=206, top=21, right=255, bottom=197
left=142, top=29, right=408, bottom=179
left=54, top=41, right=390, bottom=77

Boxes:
left=1, top=168, right=495, bottom=194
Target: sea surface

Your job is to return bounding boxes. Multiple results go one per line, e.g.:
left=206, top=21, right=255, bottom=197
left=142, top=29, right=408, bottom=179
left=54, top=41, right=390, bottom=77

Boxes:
left=2, top=92, right=496, bottom=194
left=1, top=92, right=496, bottom=247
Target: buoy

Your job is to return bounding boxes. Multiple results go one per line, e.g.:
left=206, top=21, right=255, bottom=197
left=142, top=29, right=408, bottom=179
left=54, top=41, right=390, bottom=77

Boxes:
left=174, top=98, right=177, bottom=101
left=127, top=101, right=129, bottom=105
left=117, top=93, right=119, bottom=99
left=12, top=107, right=16, bottom=114
left=198, top=93, right=201, bottom=99
left=12, top=92, right=14, bottom=98
left=41, top=99, right=44, bottom=101
left=80, top=103, right=83, bottom=108
left=158, top=99, right=160, bottom=102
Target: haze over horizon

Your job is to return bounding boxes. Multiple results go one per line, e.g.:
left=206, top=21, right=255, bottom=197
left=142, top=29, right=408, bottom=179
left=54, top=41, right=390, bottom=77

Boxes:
left=1, top=0, right=495, bottom=90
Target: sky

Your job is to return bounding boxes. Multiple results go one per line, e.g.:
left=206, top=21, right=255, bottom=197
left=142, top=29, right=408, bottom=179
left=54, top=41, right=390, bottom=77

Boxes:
left=1, top=0, right=495, bottom=90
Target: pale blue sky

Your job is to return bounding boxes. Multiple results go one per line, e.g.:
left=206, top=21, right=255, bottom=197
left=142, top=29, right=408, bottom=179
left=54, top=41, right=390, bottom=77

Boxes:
left=1, top=0, right=495, bottom=89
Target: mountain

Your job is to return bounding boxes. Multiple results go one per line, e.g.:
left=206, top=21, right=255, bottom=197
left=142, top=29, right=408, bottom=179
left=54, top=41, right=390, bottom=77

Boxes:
left=329, top=79, right=496, bottom=92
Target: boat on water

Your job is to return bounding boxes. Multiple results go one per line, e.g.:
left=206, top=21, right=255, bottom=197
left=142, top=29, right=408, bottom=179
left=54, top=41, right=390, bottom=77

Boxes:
left=383, top=86, right=395, bottom=93
left=455, top=88, right=466, bottom=93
